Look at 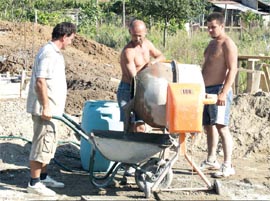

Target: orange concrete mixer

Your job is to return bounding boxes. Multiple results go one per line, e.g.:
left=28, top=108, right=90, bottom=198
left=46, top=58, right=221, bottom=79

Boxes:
left=123, top=60, right=209, bottom=133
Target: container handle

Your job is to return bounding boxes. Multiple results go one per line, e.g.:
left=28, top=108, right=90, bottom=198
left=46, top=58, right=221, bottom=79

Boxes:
left=203, top=94, right=217, bottom=105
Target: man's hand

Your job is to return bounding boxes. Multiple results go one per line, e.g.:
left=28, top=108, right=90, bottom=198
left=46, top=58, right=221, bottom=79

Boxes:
left=41, top=106, right=52, bottom=120
left=217, top=91, right=226, bottom=106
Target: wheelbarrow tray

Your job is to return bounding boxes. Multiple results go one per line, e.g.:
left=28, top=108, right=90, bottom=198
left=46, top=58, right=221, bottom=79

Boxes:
left=90, top=130, right=172, bottom=164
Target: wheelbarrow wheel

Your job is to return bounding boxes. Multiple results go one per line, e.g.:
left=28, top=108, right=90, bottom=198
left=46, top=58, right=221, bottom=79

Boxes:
left=135, top=159, right=173, bottom=193
left=144, top=181, right=151, bottom=199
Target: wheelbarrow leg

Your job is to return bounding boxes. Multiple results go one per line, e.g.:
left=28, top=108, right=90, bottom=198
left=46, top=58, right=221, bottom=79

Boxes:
left=88, top=141, right=122, bottom=188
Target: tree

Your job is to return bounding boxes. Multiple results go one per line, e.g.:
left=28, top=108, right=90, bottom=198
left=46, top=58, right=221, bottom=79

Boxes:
left=129, top=0, right=209, bottom=47
left=239, top=10, right=264, bottom=30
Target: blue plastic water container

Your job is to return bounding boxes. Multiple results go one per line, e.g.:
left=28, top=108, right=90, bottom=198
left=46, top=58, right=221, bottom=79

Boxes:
left=80, top=100, right=123, bottom=172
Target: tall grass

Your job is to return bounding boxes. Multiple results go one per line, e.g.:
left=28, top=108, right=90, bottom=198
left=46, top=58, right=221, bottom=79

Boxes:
left=164, top=30, right=210, bottom=64
left=229, top=28, right=270, bottom=57
left=93, top=24, right=270, bottom=65
left=94, top=24, right=130, bottom=50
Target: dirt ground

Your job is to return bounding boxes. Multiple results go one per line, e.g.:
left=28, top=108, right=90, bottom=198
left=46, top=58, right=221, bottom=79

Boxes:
left=0, top=21, right=270, bottom=200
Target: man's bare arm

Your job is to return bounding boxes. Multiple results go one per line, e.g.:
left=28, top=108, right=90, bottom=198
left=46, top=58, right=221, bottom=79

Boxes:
left=222, top=38, right=238, bottom=95
left=36, top=77, right=51, bottom=120
left=121, top=49, right=137, bottom=78
left=217, top=38, right=238, bottom=105
left=147, top=40, right=165, bottom=64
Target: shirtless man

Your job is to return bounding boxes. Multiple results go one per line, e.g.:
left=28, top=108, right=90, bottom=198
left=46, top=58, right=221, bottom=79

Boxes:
left=200, top=12, right=238, bottom=178
left=117, top=19, right=165, bottom=132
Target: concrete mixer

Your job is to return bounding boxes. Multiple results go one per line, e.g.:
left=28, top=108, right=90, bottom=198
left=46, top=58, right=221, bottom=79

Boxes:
left=123, top=60, right=206, bottom=132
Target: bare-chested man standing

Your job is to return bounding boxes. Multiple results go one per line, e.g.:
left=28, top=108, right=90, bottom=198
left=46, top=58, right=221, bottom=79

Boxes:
left=117, top=19, right=165, bottom=132
left=200, top=12, right=238, bottom=178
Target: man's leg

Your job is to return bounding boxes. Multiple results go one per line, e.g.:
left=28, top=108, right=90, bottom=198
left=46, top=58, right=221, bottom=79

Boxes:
left=216, top=125, right=233, bottom=166
left=28, top=160, right=56, bottom=196
left=213, top=124, right=235, bottom=178
left=204, top=125, right=219, bottom=163
left=30, top=161, right=46, bottom=179
left=200, top=125, right=221, bottom=171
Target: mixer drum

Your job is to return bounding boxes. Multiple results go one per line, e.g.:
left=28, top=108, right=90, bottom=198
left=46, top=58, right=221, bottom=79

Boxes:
left=131, top=61, right=204, bottom=128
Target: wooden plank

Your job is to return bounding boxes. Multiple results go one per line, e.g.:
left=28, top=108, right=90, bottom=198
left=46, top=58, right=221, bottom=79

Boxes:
left=234, top=61, right=242, bottom=95
left=260, top=72, right=269, bottom=92
left=262, top=64, right=270, bottom=89
left=238, top=55, right=270, bottom=61
left=252, top=71, right=262, bottom=93
left=246, top=59, right=259, bottom=93
left=238, top=68, right=263, bottom=73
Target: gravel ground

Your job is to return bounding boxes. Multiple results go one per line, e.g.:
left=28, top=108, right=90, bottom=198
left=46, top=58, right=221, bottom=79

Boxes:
left=0, top=96, right=270, bottom=200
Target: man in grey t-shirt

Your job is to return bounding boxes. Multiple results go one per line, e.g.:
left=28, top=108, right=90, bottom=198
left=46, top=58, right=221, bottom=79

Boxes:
left=26, top=22, right=76, bottom=196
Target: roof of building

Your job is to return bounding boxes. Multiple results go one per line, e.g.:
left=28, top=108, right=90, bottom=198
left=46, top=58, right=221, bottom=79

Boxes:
left=209, top=0, right=269, bottom=14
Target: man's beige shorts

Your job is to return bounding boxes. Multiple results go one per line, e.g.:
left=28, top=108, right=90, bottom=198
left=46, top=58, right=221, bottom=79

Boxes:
left=29, top=115, right=59, bottom=164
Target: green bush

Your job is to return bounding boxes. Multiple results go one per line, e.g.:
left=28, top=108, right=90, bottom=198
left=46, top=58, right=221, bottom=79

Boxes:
left=94, top=24, right=129, bottom=51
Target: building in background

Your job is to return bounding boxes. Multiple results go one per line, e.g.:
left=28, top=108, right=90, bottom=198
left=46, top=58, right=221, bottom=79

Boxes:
left=208, top=0, right=270, bottom=27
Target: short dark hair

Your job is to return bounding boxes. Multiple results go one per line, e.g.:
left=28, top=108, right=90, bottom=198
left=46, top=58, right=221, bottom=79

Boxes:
left=207, top=12, right=225, bottom=24
left=52, top=22, right=76, bottom=40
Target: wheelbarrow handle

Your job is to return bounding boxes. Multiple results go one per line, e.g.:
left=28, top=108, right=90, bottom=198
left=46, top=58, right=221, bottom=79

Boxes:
left=52, top=114, right=89, bottom=141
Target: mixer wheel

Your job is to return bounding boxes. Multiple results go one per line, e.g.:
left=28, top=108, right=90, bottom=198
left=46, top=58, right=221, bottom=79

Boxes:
left=213, top=179, right=222, bottom=195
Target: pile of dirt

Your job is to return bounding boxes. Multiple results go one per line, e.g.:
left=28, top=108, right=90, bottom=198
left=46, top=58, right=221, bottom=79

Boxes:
left=0, top=20, right=121, bottom=115
left=230, top=91, right=270, bottom=157
left=190, top=91, right=270, bottom=158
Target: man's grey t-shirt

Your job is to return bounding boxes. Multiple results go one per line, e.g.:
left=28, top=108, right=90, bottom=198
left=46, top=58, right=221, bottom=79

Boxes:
left=26, top=41, right=67, bottom=116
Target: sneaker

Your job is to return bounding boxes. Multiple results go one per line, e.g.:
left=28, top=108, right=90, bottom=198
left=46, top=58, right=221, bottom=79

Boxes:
left=27, top=182, right=56, bottom=196
left=200, top=160, right=221, bottom=171
left=213, top=164, right=235, bottom=178
left=41, top=176, right=65, bottom=188
left=124, top=166, right=136, bottom=176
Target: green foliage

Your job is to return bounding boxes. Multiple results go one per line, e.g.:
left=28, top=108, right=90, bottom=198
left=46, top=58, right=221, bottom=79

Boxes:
left=164, top=30, right=209, bottom=64
left=94, top=23, right=129, bottom=50
left=0, top=0, right=33, bottom=21
left=77, top=3, right=101, bottom=37
left=228, top=28, right=270, bottom=56
left=35, top=11, right=73, bottom=26
left=33, top=0, right=78, bottom=11
left=239, top=10, right=264, bottom=29
left=128, top=0, right=209, bottom=47
left=129, top=0, right=207, bottom=21
left=0, top=0, right=79, bottom=25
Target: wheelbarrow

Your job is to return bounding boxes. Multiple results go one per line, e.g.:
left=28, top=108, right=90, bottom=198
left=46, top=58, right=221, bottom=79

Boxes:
left=52, top=89, right=221, bottom=198
left=52, top=114, right=181, bottom=198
